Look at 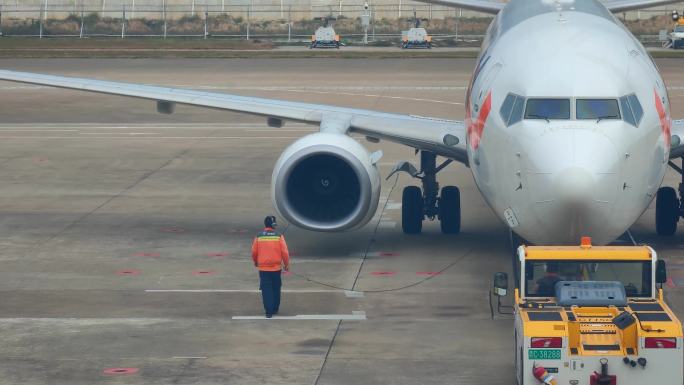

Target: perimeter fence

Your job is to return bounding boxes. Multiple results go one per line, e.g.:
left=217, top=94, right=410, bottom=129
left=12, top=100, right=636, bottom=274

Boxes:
left=0, top=1, right=681, bottom=44
left=0, top=3, right=470, bottom=43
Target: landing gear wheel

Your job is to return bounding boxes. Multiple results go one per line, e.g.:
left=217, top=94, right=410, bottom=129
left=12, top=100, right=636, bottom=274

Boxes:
left=439, top=186, right=460, bottom=234
left=656, top=186, right=679, bottom=236
left=402, top=186, right=423, bottom=234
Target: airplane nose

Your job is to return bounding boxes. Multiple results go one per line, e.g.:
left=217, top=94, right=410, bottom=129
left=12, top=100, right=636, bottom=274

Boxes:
left=520, top=127, right=624, bottom=244
left=554, top=167, right=595, bottom=207
left=525, top=128, right=621, bottom=204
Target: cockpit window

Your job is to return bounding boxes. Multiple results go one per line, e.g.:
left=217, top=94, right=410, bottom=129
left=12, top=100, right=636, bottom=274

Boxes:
left=500, top=93, right=525, bottom=127
left=500, top=94, right=515, bottom=124
left=525, top=99, right=570, bottom=120
left=620, top=94, right=643, bottom=127
left=628, top=94, right=644, bottom=124
left=576, top=99, right=621, bottom=120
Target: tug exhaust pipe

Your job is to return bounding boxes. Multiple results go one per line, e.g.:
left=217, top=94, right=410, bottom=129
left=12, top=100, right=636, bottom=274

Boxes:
left=601, top=358, right=609, bottom=381
left=591, top=358, right=616, bottom=385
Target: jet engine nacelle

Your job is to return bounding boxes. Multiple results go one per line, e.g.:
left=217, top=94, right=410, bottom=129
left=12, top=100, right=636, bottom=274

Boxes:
left=271, top=133, right=381, bottom=232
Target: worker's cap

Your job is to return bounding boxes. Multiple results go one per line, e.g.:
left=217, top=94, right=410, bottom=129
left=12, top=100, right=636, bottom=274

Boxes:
left=264, top=215, right=277, bottom=228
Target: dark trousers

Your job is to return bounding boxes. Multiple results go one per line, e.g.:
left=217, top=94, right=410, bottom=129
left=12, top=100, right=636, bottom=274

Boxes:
left=259, top=270, right=282, bottom=315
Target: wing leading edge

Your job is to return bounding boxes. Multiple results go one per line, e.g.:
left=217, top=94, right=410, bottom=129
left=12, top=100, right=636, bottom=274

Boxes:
left=0, top=69, right=467, bottom=164
left=409, top=0, right=681, bottom=14
left=603, top=0, right=683, bottom=12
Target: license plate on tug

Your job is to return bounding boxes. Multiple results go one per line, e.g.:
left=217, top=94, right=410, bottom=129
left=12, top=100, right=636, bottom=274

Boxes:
left=528, top=349, right=561, bottom=360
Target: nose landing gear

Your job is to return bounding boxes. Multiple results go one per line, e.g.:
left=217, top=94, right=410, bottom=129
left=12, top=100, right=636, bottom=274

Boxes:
left=391, top=151, right=460, bottom=235
left=657, top=157, right=684, bottom=236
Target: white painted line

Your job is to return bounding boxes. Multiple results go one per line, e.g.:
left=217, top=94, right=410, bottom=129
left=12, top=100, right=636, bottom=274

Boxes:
left=344, top=290, right=364, bottom=298
left=280, top=89, right=463, bottom=105
left=78, top=132, right=159, bottom=135
left=160, top=85, right=467, bottom=91
left=385, top=203, right=402, bottom=210
left=173, top=356, right=208, bottom=359
left=0, top=136, right=299, bottom=140
left=0, top=123, right=308, bottom=128
left=0, top=318, right=174, bottom=324
left=245, top=129, right=315, bottom=132
left=0, top=129, right=79, bottom=132
left=145, top=289, right=345, bottom=293
left=232, top=311, right=366, bottom=320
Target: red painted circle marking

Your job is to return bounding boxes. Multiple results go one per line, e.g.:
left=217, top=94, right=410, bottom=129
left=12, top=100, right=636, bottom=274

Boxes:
left=116, top=269, right=140, bottom=276
left=133, top=252, right=160, bottom=257
left=103, top=368, right=139, bottom=375
left=162, top=227, right=185, bottom=233
left=192, top=270, right=216, bottom=276
left=371, top=271, right=396, bottom=276
left=207, top=252, right=229, bottom=257
left=416, top=272, right=441, bottom=276
left=667, top=277, right=676, bottom=288
left=378, top=252, right=399, bottom=257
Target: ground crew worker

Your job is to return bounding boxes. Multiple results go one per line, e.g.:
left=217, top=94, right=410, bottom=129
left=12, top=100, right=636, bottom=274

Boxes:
left=535, top=261, right=561, bottom=297
left=251, top=215, right=290, bottom=318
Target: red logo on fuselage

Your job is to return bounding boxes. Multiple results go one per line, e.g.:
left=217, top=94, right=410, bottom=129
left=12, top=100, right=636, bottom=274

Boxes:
left=654, top=88, right=671, bottom=148
left=466, top=91, right=492, bottom=150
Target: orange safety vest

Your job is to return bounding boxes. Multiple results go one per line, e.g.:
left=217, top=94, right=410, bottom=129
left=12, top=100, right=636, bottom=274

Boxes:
left=251, top=227, right=290, bottom=272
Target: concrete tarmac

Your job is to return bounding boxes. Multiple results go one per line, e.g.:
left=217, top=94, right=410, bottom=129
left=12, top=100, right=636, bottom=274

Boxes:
left=0, top=58, right=682, bottom=384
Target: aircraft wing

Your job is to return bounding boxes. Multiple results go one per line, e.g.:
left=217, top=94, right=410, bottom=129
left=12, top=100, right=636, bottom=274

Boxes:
left=0, top=69, right=468, bottom=164
left=408, top=0, right=681, bottom=14
left=603, top=0, right=682, bottom=12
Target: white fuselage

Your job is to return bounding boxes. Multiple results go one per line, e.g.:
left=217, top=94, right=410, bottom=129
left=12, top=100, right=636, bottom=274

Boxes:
left=466, top=0, right=671, bottom=245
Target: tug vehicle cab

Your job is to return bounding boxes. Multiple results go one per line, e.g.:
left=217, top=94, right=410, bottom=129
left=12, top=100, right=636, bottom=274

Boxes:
left=493, top=238, right=683, bottom=385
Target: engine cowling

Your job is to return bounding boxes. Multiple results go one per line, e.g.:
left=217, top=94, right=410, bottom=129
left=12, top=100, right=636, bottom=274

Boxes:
left=271, top=133, right=381, bottom=232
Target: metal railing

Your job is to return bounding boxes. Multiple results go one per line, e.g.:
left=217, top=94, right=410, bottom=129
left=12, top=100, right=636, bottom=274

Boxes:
left=0, top=4, right=465, bottom=42
left=0, top=3, right=679, bottom=43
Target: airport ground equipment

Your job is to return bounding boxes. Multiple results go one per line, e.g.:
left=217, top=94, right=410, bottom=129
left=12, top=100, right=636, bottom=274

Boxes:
left=668, top=11, right=684, bottom=48
left=401, top=10, right=431, bottom=49
left=310, top=17, right=340, bottom=49
left=493, top=238, right=683, bottom=385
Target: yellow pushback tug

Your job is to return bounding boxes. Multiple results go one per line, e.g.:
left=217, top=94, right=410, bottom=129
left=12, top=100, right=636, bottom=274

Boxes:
left=492, top=238, right=683, bottom=385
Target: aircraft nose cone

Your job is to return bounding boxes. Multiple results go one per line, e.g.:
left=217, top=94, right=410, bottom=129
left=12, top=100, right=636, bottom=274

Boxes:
left=519, top=127, right=625, bottom=245
left=526, top=128, right=621, bottom=205
left=555, top=167, right=595, bottom=207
